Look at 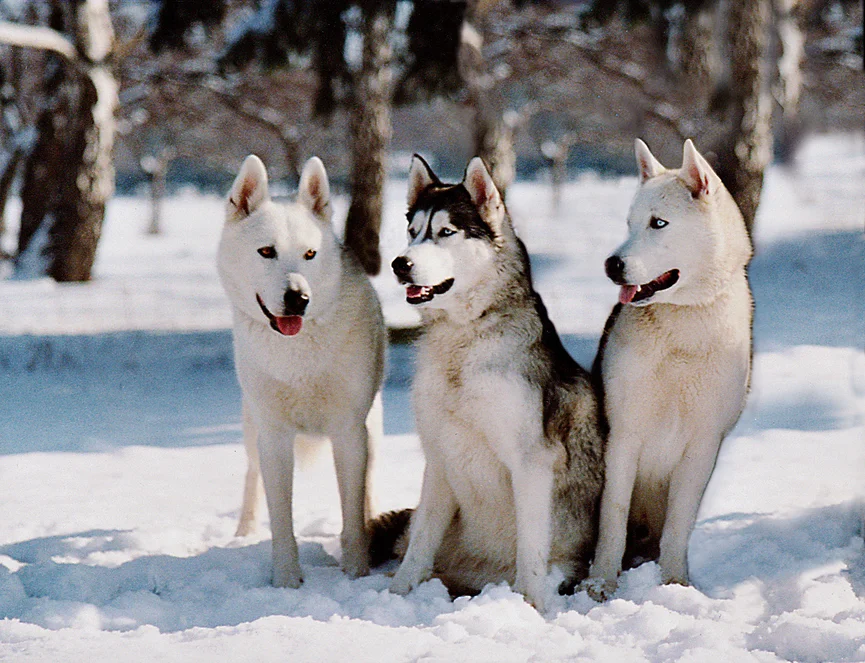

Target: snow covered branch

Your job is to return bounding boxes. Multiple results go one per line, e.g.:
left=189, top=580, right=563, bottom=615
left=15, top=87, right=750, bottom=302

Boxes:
left=0, top=21, right=76, bottom=60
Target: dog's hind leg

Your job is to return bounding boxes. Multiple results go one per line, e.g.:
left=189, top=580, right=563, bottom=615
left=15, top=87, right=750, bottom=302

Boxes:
left=236, top=400, right=263, bottom=537
left=364, top=392, right=384, bottom=519
left=331, top=419, right=372, bottom=579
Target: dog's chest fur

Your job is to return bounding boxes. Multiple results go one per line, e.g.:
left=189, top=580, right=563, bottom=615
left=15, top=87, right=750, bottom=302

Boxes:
left=603, top=277, right=752, bottom=479
left=412, top=315, right=543, bottom=546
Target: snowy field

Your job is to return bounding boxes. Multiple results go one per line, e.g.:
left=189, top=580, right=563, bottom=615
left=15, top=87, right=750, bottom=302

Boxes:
left=0, top=133, right=863, bottom=661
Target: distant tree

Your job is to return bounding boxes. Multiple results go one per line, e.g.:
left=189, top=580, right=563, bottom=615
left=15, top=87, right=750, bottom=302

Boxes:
left=149, top=0, right=486, bottom=275
left=0, top=0, right=117, bottom=281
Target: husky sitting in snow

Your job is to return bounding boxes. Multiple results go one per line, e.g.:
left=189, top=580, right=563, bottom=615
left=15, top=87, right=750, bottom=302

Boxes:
left=218, top=155, right=385, bottom=587
left=373, top=155, right=605, bottom=611
left=587, top=139, right=753, bottom=598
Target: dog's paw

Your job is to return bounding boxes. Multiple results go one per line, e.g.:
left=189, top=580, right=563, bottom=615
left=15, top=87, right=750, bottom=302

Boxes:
left=515, top=574, right=547, bottom=613
left=341, top=554, right=370, bottom=580
left=581, top=576, right=616, bottom=602
left=389, top=567, right=428, bottom=596
left=234, top=520, right=258, bottom=538
left=272, top=564, right=303, bottom=589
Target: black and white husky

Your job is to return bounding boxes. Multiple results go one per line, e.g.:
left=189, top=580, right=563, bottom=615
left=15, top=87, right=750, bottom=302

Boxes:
left=378, top=156, right=605, bottom=611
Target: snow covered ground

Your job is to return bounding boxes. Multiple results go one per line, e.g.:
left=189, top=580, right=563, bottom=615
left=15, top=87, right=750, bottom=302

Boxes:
left=0, top=133, right=863, bottom=661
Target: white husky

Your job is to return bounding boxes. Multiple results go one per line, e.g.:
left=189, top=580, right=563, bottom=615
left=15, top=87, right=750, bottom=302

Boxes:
left=218, top=155, right=385, bottom=587
left=588, top=139, right=753, bottom=597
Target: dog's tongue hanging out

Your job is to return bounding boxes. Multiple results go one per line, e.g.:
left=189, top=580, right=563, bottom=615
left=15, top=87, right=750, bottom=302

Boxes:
left=619, top=285, right=639, bottom=304
left=275, top=316, right=303, bottom=336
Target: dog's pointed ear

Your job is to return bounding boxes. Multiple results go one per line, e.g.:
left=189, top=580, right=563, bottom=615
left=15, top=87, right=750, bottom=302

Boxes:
left=228, top=155, right=269, bottom=221
left=463, top=157, right=505, bottom=231
left=679, top=139, right=712, bottom=198
left=298, top=156, right=331, bottom=220
left=635, top=139, right=665, bottom=183
left=407, top=154, right=437, bottom=209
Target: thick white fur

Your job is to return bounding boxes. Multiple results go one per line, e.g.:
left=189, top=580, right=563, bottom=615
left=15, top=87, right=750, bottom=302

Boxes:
left=389, top=157, right=604, bottom=611
left=589, top=139, right=753, bottom=596
left=218, top=155, right=385, bottom=587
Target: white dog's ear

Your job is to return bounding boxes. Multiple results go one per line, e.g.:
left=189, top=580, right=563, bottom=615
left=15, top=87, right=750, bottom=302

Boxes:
left=298, top=156, right=331, bottom=219
left=635, top=139, right=665, bottom=183
left=228, top=155, right=269, bottom=221
left=463, top=157, right=505, bottom=232
left=407, top=154, right=437, bottom=209
left=679, top=139, right=712, bottom=198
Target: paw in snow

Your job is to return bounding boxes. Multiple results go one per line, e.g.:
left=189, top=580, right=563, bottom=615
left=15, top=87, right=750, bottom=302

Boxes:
left=389, top=565, right=430, bottom=595
left=581, top=576, right=617, bottom=602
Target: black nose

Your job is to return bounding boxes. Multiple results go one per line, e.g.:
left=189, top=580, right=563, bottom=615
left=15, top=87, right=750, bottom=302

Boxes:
left=391, top=255, right=413, bottom=280
left=283, top=289, right=309, bottom=315
left=605, top=255, right=625, bottom=284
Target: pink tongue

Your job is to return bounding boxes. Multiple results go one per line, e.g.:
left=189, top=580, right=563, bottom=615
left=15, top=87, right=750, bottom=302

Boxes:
left=619, top=285, right=638, bottom=304
left=407, top=285, right=431, bottom=298
left=275, top=316, right=303, bottom=336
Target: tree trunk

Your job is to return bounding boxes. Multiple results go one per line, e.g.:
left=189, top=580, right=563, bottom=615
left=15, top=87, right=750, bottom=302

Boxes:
left=344, top=4, right=393, bottom=277
left=12, top=0, right=116, bottom=282
left=715, top=0, right=772, bottom=235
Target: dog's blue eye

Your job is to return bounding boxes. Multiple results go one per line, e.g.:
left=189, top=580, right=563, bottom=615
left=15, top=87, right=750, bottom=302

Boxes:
left=258, top=246, right=277, bottom=259
left=438, top=227, right=456, bottom=238
left=649, top=217, right=669, bottom=229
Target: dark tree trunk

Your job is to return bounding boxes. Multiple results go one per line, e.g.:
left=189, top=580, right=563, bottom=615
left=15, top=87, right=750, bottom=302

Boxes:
left=344, top=3, right=393, bottom=277
left=715, top=0, right=772, bottom=235
left=14, top=0, right=116, bottom=282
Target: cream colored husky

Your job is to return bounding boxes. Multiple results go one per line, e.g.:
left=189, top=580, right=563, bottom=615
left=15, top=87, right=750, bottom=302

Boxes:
left=588, top=139, right=753, bottom=597
left=218, top=155, right=385, bottom=588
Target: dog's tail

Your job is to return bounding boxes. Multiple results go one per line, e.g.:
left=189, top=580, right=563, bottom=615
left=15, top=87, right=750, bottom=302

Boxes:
left=368, top=508, right=413, bottom=568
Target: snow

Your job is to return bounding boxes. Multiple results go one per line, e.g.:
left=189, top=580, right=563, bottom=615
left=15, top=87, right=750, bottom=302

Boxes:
left=0, top=132, right=863, bottom=661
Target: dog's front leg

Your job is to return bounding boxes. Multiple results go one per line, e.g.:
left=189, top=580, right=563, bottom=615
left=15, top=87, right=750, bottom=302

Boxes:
left=658, top=434, right=722, bottom=585
left=257, top=426, right=302, bottom=588
left=510, top=446, right=556, bottom=612
left=588, top=431, right=640, bottom=598
left=390, top=461, right=456, bottom=595
left=330, top=419, right=371, bottom=579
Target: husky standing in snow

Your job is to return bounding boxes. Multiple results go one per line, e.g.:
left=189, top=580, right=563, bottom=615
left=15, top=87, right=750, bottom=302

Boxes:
left=587, top=139, right=753, bottom=597
left=218, top=155, right=385, bottom=587
left=378, top=155, right=605, bottom=611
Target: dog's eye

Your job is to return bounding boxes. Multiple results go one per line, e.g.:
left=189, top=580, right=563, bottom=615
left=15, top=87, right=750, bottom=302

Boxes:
left=257, top=246, right=277, bottom=259
left=649, top=217, right=669, bottom=229
left=303, top=249, right=317, bottom=261
left=408, top=227, right=418, bottom=239
left=438, top=227, right=456, bottom=238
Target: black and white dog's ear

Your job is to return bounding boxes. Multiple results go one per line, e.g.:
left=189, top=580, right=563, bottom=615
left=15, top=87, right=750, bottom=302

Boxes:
left=679, top=139, right=712, bottom=198
left=407, top=154, right=438, bottom=209
left=463, top=157, right=505, bottom=232
left=635, top=138, right=665, bottom=184
left=298, top=156, right=331, bottom=220
left=228, top=155, right=269, bottom=221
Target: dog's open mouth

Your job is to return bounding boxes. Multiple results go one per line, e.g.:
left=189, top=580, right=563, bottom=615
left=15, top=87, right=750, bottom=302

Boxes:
left=257, top=294, right=303, bottom=336
left=405, top=278, right=454, bottom=305
left=619, top=269, right=680, bottom=304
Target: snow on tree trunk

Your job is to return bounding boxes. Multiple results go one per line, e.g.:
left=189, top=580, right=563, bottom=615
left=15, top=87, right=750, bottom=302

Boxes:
left=716, top=0, right=772, bottom=235
left=773, top=0, right=805, bottom=163
left=344, top=5, right=393, bottom=277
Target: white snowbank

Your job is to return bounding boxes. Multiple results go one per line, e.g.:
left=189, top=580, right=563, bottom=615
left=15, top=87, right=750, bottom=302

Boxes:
left=0, top=133, right=863, bottom=661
